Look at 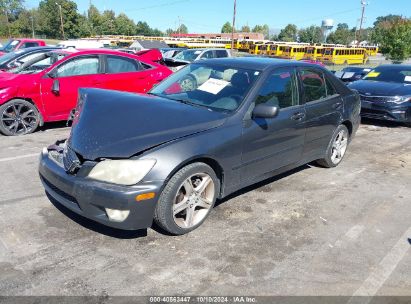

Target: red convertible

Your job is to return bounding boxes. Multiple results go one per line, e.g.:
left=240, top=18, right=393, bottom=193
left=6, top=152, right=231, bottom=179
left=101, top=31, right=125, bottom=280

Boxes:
left=0, top=49, right=172, bottom=136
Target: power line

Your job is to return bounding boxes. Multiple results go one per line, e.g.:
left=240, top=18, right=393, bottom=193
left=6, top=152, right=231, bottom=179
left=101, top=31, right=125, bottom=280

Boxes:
left=127, top=0, right=191, bottom=12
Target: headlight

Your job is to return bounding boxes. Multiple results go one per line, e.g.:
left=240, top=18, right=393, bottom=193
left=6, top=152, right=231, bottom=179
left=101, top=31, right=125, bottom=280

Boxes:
left=88, top=159, right=156, bottom=186
left=392, top=95, right=411, bottom=104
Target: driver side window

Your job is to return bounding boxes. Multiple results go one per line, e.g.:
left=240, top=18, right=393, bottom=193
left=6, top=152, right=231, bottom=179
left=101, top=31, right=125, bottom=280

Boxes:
left=254, top=68, right=299, bottom=109
left=56, top=56, right=99, bottom=78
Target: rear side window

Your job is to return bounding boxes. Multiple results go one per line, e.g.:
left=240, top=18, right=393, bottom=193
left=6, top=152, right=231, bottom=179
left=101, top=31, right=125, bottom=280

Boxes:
left=201, top=51, right=214, bottom=59
left=254, top=67, right=299, bottom=109
left=215, top=50, right=228, bottom=58
left=22, top=42, right=39, bottom=48
left=107, top=55, right=140, bottom=73
left=300, top=69, right=327, bottom=102
left=325, top=77, right=338, bottom=96
left=57, top=56, right=99, bottom=77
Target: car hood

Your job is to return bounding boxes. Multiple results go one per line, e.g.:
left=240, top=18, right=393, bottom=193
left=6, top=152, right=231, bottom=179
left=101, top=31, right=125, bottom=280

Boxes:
left=69, top=88, right=228, bottom=160
left=348, top=80, right=411, bottom=96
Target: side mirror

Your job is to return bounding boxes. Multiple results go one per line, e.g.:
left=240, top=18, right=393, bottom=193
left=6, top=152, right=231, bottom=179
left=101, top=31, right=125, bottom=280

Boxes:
left=47, top=70, right=57, bottom=79
left=51, top=79, right=60, bottom=95
left=252, top=104, right=279, bottom=119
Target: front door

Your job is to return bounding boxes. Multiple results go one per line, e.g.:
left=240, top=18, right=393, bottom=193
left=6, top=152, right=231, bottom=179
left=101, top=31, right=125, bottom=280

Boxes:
left=298, top=68, right=343, bottom=159
left=241, top=67, right=306, bottom=183
left=40, top=55, right=102, bottom=120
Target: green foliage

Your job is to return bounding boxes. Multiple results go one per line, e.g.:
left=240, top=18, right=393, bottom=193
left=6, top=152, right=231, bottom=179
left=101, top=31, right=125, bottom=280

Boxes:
left=326, top=26, right=354, bottom=45
left=221, top=21, right=232, bottom=33
left=252, top=24, right=269, bottom=39
left=241, top=25, right=250, bottom=32
left=298, top=25, right=323, bottom=43
left=372, top=17, right=411, bottom=62
left=278, top=24, right=297, bottom=42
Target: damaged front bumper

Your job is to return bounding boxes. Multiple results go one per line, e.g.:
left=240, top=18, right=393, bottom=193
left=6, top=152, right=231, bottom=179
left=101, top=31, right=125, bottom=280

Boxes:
left=38, top=145, right=162, bottom=230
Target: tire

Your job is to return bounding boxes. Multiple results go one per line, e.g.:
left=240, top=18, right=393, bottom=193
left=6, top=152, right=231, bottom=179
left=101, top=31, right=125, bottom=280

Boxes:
left=154, top=162, right=220, bottom=235
left=0, top=99, right=40, bottom=136
left=404, top=122, right=411, bottom=128
left=316, top=125, right=350, bottom=168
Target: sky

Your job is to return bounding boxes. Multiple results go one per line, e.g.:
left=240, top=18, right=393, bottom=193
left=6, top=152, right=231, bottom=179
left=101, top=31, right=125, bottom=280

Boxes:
left=25, top=0, right=411, bottom=33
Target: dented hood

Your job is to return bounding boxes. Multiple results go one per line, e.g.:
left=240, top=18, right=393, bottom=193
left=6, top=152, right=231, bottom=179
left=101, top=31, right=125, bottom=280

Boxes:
left=69, top=89, right=227, bottom=160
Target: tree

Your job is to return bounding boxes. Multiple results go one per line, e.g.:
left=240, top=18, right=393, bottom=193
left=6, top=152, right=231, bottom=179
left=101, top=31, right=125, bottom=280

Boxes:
left=100, top=10, right=116, bottom=35
left=373, top=14, right=402, bottom=28
left=0, top=0, right=24, bottom=36
left=241, top=25, right=250, bottom=32
left=177, top=23, right=188, bottom=34
left=87, top=4, right=103, bottom=35
left=252, top=24, right=269, bottom=39
left=372, top=17, right=411, bottom=62
left=327, top=25, right=354, bottom=45
left=221, top=21, right=232, bottom=33
left=278, top=24, right=297, bottom=42
left=298, top=25, right=322, bottom=43
left=115, top=13, right=135, bottom=36
left=165, top=28, right=174, bottom=36
left=38, top=0, right=82, bottom=39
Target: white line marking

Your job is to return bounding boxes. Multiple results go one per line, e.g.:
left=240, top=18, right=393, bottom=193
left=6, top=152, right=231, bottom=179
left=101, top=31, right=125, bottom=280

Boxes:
left=347, top=226, right=411, bottom=304
left=0, top=153, right=38, bottom=163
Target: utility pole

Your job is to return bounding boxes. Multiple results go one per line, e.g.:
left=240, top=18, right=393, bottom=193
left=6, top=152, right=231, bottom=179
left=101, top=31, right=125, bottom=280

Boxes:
left=357, top=0, right=367, bottom=46
left=231, top=0, right=236, bottom=51
left=56, top=2, right=65, bottom=40
left=30, top=16, right=35, bottom=38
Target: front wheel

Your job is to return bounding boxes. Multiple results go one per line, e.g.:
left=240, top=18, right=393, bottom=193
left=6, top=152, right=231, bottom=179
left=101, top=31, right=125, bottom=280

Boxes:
left=0, top=99, right=40, bottom=136
left=316, top=125, right=350, bottom=168
left=154, top=162, right=220, bottom=235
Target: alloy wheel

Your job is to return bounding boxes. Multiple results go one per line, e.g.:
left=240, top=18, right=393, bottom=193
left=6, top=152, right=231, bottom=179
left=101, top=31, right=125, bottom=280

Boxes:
left=173, top=173, right=215, bottom=229
left=331, top=129, right=348, bottom=165
left=1, top=102, right=38, bottom=135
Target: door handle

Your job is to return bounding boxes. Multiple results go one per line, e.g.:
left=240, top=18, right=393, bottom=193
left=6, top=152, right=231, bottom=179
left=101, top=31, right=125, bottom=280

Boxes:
left=291, top=112, right=305, bottom=121
left=333, top=102, right=343, bottom=109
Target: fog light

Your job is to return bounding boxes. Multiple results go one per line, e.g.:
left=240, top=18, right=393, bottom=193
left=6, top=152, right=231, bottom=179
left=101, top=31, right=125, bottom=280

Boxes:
left=105, top=208, right=130, bottom=222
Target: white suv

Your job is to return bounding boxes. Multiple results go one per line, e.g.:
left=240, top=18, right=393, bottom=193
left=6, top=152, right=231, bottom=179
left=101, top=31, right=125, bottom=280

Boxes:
left=165, top=48, right=231, bottom=71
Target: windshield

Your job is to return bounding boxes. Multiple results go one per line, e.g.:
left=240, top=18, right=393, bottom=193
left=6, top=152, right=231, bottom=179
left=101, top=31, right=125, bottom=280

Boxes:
left=0, top=40, right=20, bottom=53
left=150, top=63, right=261, bottom=112
left=363, top=66, right=411, bottom=83
left=11, top=52, right=67, bottom=74
left=173, top=49, right=202, bottom=62
left=0, top=50, right=23, bottom=65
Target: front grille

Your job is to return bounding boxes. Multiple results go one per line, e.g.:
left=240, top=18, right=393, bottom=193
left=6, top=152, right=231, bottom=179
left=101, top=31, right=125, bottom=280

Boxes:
left=40, top=175, right=81, bottom=209
left=63, top=145, right=81, bottom=174
left=360, top=95, right=399, bottom=103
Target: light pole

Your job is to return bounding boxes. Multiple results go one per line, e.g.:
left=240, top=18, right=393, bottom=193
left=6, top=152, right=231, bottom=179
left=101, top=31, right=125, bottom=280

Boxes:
left=56, top=2, right=65, bottom=40
left=30, top=16, right=35, bottom=38
left=231, top=0, right=236, bottom=52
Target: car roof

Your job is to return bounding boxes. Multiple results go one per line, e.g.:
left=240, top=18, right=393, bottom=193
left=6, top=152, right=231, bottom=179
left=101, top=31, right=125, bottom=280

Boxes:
left=13, top=46, right=60, bottom=53
left=375, top=64, right=411, bottom=70
left=51, top=48, right=135, bottom=56
left=195, top=57, right=323, bottom=71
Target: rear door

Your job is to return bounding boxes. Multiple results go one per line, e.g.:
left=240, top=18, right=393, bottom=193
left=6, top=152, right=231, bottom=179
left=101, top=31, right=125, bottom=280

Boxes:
left=241, top=67, right=306, bottom=182
left=298, top=68, right=343, bottom=159
left=40, top=55, right=103, bottom=120
left=99, top=54, right=156, bottom=94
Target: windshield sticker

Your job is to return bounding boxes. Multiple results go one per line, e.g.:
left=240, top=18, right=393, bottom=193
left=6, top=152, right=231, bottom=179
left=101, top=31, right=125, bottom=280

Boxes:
left=254, top=71, right=260, bottom=76
left=334, top=71, right=344, bottom=78
left=198, top=78, right=230, bottom=95
left=366, top=71, right=380, bottom=77
left=194, top=51, right=201, bottom=54
left=404, top=76, right=411, bottom=82
left=11, top=40, right=19, bottom=46
left=342, top=72, right=355, bottom=79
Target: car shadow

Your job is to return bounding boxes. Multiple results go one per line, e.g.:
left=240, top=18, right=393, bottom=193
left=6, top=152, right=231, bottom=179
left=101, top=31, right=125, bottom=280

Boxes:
left=215, top=164, right=311, bottom=208
left=37, top=121, right=70, bottom=132
left=46, top=192, right=148, bottom=239
left=361, top=118, right=407, bottom=128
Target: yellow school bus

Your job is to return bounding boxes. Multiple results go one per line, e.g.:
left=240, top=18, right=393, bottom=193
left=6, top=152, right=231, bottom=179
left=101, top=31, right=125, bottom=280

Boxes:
left=248, top=41, right=265, bottom=55
left=268, top=44, right=287, bottom=57
left=303, top=46, right=325, bottom=60
left=281, top=46, right=307, bottom=60
left=321, top=47, right=368, bottom=65
left=363, top=46, right=379, bottom=56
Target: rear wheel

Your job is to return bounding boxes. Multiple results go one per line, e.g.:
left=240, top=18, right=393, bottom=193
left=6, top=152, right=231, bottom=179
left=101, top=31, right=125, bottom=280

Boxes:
left=316, top=125, right=349, bottom=168
left=0, top=99, right=40, bottom=136
left=154, top=162, right=219, bottom=235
